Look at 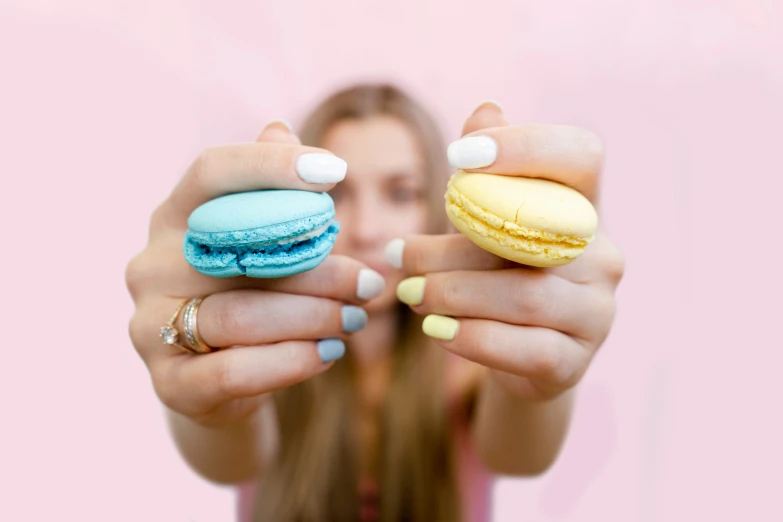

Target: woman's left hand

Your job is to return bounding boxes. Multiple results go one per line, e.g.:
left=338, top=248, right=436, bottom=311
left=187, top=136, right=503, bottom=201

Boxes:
left=387, top=103, right=625, bottom=401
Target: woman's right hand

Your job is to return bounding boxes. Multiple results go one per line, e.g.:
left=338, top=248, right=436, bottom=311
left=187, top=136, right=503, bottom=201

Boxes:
left=125, top=122, right=384, bottom=428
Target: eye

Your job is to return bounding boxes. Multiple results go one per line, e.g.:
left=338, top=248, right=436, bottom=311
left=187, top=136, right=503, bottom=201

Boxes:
left=390, top=185, right=423, bottom=203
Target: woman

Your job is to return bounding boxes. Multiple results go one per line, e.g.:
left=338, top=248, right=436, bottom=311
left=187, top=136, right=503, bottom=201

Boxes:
left=125, top=84, right=624, bottom=521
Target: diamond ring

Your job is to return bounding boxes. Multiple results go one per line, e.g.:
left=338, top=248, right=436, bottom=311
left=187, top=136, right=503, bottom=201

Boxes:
left=159, top=299, right=198, bottom=354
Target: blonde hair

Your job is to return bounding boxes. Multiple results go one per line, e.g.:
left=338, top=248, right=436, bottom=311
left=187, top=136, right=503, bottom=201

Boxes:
left=254, top=84, right=460, bottom=522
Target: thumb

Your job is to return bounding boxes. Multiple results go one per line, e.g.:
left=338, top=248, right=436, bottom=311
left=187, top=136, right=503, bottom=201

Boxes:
left=461, top=100, right=509, bottom=136
left=255, top=119, right=302, bottom=145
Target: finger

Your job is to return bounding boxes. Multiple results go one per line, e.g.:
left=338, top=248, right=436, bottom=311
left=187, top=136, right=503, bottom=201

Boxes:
left=129, top=249, right=385, bottom=306
left=548, top=231, right=625, bottom=289
left=195, top=290, right=366, bottom=348
left=233, top=255, right=386, bottom=304
left=447, top=124, right=604, bottom=202
left=397, top=269, right=611, bottom=341
left=255, top=120, right=302, bottom=145
left=385, top=234, right=512, bottom=275
left=422, top=316, right=589, bottom=392
left=163, top=142, right=347, bottom=229
left=154, top=339, right=343, bottom=411
left=461, top=100, right=509, bottom=136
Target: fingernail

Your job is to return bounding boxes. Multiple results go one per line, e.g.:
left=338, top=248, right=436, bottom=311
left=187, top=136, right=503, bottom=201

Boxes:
left=317, top=338, right=346, bottom=363
left=396, top=277, right=426, bottom=306
left=356, top=268, right=385, bottom=300
left=422, top=315, right=460, bottom=341
left=341, top=305, right=368, bottom=333
left=266, top=119, right=293, bottom=132
left=447, top=136, right=498, bottom=169
left=296, top=153, right=347, bottom=183
left=384, top=238, right=405, bottom=269
left=472, top=99, right=504, bottom=114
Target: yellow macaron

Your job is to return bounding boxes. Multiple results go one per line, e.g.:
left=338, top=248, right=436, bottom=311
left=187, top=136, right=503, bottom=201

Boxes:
left=445, top=171, right=598, bottom=267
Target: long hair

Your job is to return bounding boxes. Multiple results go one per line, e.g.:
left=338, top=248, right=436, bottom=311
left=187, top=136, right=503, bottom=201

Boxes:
left=254, top=84, right=460, bottom=522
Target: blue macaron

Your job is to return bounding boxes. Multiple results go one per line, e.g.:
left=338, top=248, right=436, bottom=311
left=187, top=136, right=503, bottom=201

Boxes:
left=183, top=190, right=340, bottom=278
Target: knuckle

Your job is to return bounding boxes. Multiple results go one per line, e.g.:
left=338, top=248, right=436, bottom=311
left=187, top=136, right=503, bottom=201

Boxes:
left=604, top=249, right=626, bottom=285
left=127, top=313, right=147, bottom=352
left=150, top=365, right=178, bottom=409
left=510, top=278, right=551, bottom=321
left=590, top=293, right=617, bottom=341
left=281, top=343, right=311, bottom=383
left=148, top=202, right=170, bottom=234
left=409, top=242, right=428, bottom=274
left=530, top=336, right=565, bottom=381
left=214, top=355, right=242, bottom=398
left=439, top=276, right=463, bottom=310
left=596, top=293, right=617, bottom=322
left=125, top=253, right=151, bottom=299
left=249, top=143, right=272, bottom=174
left=190, top=148, right=216, bottom=187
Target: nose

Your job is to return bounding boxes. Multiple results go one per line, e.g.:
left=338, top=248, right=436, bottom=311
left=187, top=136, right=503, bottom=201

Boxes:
left=350, top=190, right=385, bottom=247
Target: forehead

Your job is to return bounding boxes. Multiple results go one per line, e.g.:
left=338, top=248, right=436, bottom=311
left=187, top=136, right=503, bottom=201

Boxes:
left=321, top=115, right=424, bottom=176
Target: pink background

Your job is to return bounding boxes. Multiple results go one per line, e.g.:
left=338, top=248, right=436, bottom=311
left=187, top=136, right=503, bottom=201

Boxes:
left=2, top=0, right=781, bottom=520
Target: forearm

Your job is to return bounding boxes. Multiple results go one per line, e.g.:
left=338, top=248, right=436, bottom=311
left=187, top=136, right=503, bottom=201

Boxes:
left=472, top=371, right=575, bottom=475
left=165, top=399, right=274, bottom=485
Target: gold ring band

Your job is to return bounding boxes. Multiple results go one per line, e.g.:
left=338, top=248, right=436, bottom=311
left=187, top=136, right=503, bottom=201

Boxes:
left=182, top=297, right=213, bottom=354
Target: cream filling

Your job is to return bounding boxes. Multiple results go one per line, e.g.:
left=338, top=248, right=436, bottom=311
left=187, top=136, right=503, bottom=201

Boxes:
left=275, top=222, right=332, bottom=246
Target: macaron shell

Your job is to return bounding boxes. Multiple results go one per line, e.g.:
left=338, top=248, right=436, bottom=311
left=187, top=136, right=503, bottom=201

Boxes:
left=447, top=171, right=597, bottom=238
left=188, top=190, right=335, bottom=233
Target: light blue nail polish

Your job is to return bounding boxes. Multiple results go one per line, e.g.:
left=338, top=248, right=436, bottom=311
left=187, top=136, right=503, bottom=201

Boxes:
left=341, top=306, right=368, bottom=333
left=317, top=339, right=345, bottom=363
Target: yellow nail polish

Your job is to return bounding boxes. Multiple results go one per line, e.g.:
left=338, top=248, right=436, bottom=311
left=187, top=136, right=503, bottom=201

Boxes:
left=422, top=315, right=460, bottom=341
left=396, top=276, right=426, bottom=306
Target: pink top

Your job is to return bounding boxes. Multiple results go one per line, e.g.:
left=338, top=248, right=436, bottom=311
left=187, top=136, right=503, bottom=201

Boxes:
left=235, top=405, right=494, bottom=522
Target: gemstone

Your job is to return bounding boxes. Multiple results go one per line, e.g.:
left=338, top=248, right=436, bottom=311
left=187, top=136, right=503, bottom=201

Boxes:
left=160, top=326, right=179, bottom=345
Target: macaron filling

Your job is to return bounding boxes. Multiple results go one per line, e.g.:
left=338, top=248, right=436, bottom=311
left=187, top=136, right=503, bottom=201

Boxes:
left=446, top=182, right=592, bottom=260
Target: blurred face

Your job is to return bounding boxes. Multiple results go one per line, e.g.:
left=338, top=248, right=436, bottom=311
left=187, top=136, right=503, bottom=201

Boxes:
left=322, top=115, right=429, bottom=312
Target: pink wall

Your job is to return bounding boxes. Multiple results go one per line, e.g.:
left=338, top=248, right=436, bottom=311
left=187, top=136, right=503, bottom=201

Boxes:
left=2, top=0, right=781, bottom=520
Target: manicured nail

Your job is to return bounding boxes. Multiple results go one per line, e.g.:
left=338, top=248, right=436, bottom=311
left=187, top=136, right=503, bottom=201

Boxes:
left=396, top=277, right=426, bottom=306
left=422, top=315, right=460, bottom=341
left=356, top=268, right=386, bottom=300
left=341, top=306, right=368, bottom=333
left=384, top=238, right=405, bottom=269
left=317, top=338, right=345, bottom=363
left=447, top=136, right=498, bottom=169
left=472, top=99, right=504, bottom=114
left=296, top=153, right=347, bottom=183
left=266, top=119, right=293, bottom=132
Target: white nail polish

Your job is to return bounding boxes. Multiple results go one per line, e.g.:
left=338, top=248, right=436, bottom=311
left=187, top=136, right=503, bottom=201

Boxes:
left=447, top=136, right=498, bottom=169
left=384, top=238, right=405, bottom=269
left=296, top=154, right=347, bottom=183
left=356, top=269, right=386, bottom=300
